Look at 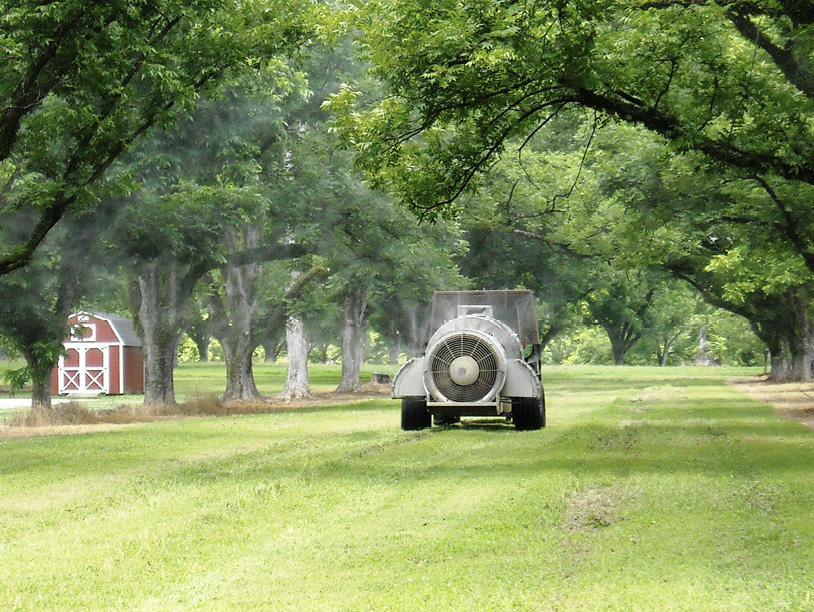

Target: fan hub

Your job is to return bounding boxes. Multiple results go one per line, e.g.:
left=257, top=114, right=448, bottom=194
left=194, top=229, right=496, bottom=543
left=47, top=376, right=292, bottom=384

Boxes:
left=449, top=356, right=479, bottom=386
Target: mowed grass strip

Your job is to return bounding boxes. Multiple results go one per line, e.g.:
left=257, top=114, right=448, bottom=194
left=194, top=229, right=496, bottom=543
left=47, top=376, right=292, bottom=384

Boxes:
left=1, top=366, right=813, bottom=611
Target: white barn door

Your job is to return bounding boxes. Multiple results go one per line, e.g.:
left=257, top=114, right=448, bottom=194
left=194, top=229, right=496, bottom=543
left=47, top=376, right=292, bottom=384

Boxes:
left=59, top=344, right=110, bottom=395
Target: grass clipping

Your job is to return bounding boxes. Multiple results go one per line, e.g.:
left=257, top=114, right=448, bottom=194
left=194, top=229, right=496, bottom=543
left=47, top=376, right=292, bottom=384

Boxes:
left=2, top=397, right=294, bottom=434
left=564, top=486, right=625, bottom=531
left=1, top=390, right=387, bottom=438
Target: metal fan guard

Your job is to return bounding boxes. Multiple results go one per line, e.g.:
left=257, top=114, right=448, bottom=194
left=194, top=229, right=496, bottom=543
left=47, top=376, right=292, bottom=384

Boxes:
left=426, top=330, right=506, bottom=403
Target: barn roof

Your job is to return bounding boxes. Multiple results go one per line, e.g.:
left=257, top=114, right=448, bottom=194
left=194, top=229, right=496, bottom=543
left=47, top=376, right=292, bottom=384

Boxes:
left=76, top=312, right=142, bottom=347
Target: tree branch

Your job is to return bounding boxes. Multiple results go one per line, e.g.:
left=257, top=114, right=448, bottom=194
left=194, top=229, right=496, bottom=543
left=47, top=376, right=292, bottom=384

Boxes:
left=225, top=243, right=310, bottom=268
left=725, top=10, right=814, bottom=100
left=572, top=87, right=814, bottom=186
left=0, top=8, right=89, bottom=161
left=748, top=175, right=814, bottom=273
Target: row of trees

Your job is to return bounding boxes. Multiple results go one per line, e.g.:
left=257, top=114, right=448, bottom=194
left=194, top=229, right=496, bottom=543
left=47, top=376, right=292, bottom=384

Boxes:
left=2, top=1, right=807, bottom=409
left=330, top=0, right=814, bottom=380
left=0, top=22, right=464, bottom=408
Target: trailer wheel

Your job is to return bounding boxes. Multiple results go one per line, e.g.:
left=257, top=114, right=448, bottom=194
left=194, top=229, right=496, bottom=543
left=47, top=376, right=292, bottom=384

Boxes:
left=513, top=396, right=544, bottom=431
left=401, top=398, right=431, bottom=430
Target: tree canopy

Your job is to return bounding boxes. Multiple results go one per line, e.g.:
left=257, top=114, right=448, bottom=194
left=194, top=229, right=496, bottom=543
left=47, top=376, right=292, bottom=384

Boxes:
left=331, top=0, right=814, bottom=220
left=0, top=0, right=314, bottom=275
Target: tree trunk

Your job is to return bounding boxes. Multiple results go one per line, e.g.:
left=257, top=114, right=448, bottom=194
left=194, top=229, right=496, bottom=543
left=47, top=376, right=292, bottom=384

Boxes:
left=262, top=337, right=280, bottom=363
left=24, top=344, right=58, bottom=410
left=603, top=322, right=639, bottom=366
left=143, top=337, right=178, bottom=405
left=388, top=338, right=401, bottom=365
left=193, top=334, right=210, bottom=362
left=405, top=305, right=424, bottom=358
left=658, top=331, right=681, bottom=367
left=278, top=315, right=312, bottom=400
left=208, top=227, right=264, bottom=402
left=223, top=342, right=260, bottom=401
left=220, top=260, right=262, bottom=402
left=138, top=261, right=185, bottom=406
left=696, top=324, right=713, bottom=365
left=767, top=338, right=792, bottom=382
left=610, top=341, right=627, bottom=366
left=790, top=336, right=814, bottom=382
left=185, top=316, right=211, bottom=362
left=22, top=337, right=62, bottom=410
left=785, top=292, right=814, bottom=381
left=336, top=286, right=367, bottom=392
left=31, top=380, right=51, bottom=409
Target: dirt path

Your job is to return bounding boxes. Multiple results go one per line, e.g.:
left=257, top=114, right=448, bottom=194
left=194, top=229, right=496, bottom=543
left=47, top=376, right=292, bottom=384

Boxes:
left=729, top=377, right=814, bottom=430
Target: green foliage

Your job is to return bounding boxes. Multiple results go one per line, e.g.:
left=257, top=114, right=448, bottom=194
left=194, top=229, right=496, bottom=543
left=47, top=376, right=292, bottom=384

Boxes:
left=337, top=0, right=814, bottom=214
left=323, top=0, right=814, bottom=381
left=547, top=308, right=764, bottom=367
left=0, top=236, right=78, bottom=393
left=703, top=310, right=767, bottom=367
left=545, top=326, right=613, bottom=365
left=176, top=335, right=225, bottom=363
left=0, top=0, right=316, bottom=274
left=176, top=336, right=200, bottom=363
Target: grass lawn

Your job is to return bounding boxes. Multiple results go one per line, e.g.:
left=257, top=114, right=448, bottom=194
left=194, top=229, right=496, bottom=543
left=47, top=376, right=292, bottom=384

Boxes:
left=173, top=361, right=401, bottom=399
left=1, top=365, right=813, bottom=610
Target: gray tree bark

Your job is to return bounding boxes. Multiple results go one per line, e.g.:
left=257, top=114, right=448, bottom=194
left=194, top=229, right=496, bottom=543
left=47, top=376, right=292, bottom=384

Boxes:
left=211, top=226, right=264, bottom=402
left=278, top=315, right=312, bottom=400
left=785, top=292, right=814, bottom=381
left=405, top=305, right=425, bottom=358
left=336, top=286, right=367, bottom=392
left=388, top=337, right=401, bottom=365
left=767, top=338, right=792, bottom=382
left=262, top=337, right=281, bottom=363
left=222, top=276, right=261, bottom=398
left=27, top=342, right=57, bottom=408
left=138, top=261, right=185, bottom=406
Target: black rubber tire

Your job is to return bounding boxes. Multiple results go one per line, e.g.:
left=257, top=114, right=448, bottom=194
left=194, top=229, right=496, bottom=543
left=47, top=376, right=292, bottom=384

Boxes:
left=513, top=395, right=545, bottom=431
left=401, top=398, right=431, bottom=430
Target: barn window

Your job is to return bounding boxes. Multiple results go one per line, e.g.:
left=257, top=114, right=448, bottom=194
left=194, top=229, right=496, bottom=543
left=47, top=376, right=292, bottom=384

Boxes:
left=70, top=323, right=96, bottom=342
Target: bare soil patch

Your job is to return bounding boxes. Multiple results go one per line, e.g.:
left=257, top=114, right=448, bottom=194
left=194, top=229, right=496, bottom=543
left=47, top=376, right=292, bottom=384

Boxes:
left=729, top=377, right=814, bottom=430
left=564, top=485, right=630, bottom=531
left=0, top=389, right=391, bottom=439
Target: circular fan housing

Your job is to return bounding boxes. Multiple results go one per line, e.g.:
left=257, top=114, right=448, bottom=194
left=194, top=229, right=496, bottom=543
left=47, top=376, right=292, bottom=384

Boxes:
left=424, top=327, right=507, bottom=403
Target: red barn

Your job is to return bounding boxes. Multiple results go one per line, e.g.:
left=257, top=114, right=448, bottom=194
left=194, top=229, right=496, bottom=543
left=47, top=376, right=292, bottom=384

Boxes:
left=51, top=312, right=144, bottom=396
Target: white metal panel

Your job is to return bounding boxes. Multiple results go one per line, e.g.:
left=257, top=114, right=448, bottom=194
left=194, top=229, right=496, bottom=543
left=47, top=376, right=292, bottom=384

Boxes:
left=391, top=358, right=426, bottom=398
left=502, top=360, right=543, bottom=398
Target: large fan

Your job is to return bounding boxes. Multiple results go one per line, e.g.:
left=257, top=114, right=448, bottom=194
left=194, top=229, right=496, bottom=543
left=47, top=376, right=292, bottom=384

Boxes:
left=426, top=330, right=505, bottom=403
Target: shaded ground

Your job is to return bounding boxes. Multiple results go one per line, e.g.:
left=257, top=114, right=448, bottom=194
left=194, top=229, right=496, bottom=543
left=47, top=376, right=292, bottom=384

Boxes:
left=730, top=377, right=814, bottom=429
